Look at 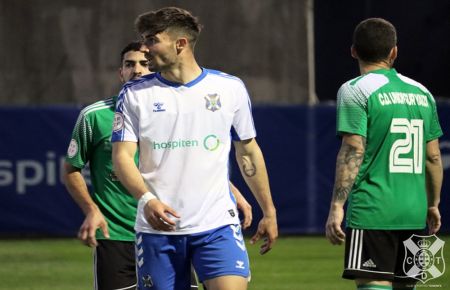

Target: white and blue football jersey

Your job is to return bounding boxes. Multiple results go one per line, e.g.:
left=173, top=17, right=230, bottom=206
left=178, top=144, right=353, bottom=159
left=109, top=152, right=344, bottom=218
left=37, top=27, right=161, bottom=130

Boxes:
left=112, top=69, right=256, bottom=235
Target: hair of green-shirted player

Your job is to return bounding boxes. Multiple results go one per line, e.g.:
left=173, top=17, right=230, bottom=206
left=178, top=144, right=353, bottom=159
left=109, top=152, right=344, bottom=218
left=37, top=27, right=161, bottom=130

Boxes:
left=120, top=41, right=143, bottom=64
left=353, top=18, right=397, bottom=63
left=135, top=6, right=203, bottom=50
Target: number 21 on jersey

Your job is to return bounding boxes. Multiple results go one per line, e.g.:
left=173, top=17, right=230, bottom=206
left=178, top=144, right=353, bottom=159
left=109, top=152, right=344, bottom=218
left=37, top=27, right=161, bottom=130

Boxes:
left=389, top=118, right=423, bottom=174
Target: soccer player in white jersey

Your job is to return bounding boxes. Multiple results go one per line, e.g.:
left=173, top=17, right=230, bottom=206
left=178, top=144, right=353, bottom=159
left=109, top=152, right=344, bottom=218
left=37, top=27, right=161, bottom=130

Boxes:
left=111, top=7, right=278, bottom=290
left=65, top=40, right=252, bottom=290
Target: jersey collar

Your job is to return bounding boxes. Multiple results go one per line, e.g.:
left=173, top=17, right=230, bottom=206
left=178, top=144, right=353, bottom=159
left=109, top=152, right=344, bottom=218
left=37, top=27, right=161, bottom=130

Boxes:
left=155, top=68, right=208, bottom=88
left=368, top=68, right=397, bottom=75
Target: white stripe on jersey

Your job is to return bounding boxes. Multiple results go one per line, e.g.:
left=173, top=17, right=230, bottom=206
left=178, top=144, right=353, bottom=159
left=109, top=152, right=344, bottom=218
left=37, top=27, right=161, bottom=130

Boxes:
left=74, top=99, right=114, bottom=127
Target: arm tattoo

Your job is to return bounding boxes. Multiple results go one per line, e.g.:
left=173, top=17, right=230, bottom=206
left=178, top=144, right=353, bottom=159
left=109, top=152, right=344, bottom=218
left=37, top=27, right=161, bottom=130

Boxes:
left=243, top=160, right=256, bottom=177
left=332, top=138, right=365, bottom=203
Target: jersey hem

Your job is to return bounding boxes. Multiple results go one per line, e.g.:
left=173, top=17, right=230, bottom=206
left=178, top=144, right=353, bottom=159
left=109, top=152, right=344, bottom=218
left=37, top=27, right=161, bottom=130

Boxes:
left=426, top=132, right=444, bottom=142
left=346, top=224, right=426, bottom=230
left=135, top=221, right=238, bottom=235
left=65, top=158, right=85, bottom=169
left=96, top=235, right=135, bottom=242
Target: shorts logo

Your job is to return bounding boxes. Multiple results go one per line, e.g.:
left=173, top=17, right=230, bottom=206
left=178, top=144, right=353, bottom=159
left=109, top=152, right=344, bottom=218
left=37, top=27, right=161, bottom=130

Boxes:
left=205, top=93, right=221, bottom=112
left=235, top=260, right=245, bottom=269
left=142, top=274, right=153, bottom=288
left=403, top=234, right=445, bottom=283
left=113, top=112, right=124, bottom=132
left=67, top=139, right=78, bottom=158
left=362, top=259, right=377, bottom=268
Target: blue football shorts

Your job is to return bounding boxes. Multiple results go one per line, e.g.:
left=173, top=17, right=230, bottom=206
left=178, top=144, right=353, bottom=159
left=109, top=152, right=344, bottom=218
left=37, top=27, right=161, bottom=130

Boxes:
left=135, top=224, right=250, bottom=290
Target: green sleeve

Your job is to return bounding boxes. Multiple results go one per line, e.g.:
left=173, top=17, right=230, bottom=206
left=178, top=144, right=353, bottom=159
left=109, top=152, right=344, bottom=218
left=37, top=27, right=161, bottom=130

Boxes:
left=65, top=112, right=93, bottom=169
left=427, top=97, right=443, bottom=141
left=336, top=82, right=368, bottom=137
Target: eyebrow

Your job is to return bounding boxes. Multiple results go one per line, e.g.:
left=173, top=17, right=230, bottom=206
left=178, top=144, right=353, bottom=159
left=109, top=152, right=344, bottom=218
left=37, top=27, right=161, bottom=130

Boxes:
left=124, top=60, right=149, bottom=64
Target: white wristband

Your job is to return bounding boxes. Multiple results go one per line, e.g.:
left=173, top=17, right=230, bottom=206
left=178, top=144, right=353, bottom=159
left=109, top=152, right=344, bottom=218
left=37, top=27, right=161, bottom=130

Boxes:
left=139, top=191, right=157, bottom=204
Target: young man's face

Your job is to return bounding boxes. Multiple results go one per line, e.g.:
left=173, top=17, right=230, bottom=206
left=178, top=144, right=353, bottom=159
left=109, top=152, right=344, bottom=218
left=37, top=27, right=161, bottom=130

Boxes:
left=119, top=49, right=151, bottom=83
left=141, top=31, right=178, bottom=72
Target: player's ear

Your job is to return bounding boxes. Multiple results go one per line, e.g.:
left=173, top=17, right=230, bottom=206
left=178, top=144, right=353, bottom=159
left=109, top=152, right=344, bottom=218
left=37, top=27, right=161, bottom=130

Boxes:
left=118, top=68, right=125, bottom=82
left=351, top=45, right=358, bottom=59
left=176, top=38, right=188, bottom=54
left=389, top=46, right=398, bottom=62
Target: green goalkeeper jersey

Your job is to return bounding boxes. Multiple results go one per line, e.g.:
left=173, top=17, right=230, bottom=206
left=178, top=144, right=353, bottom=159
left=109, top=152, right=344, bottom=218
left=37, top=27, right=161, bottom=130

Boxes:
left=66, top=96, right=138, bottom=241
left=337, top=68, right=443, bottom=230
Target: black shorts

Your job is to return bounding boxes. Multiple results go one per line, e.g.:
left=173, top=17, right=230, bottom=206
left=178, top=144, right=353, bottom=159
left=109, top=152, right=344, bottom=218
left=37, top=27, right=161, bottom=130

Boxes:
left=343, top=227, right=425, bottom=283
left=95, top=240, right=137, bottom=290
left=95, top=240, right=199, bottom=290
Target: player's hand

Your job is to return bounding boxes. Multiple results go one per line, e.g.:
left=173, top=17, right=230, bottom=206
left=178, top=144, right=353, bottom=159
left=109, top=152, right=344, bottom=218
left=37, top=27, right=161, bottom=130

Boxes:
left=250, top=214, right=278, bottom=255
left=325, top=205, right=345, bottom=245
left=235, top=193, right=253, bottom=229
left=427, top=206, right=441, bottom=235
left=78, top=208, right=109, bottom=247
left=143, top=199, right=180, bottom=232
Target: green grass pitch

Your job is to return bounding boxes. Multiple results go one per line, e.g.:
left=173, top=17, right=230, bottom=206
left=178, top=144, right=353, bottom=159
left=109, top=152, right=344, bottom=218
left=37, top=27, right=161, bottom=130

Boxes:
left=0, top=236, right=448, bottom=289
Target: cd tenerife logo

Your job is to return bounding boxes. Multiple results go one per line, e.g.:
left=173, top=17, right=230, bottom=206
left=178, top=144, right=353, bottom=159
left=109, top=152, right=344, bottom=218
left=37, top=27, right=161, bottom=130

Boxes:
left=403, top=234, right=445, bottom=283
left=152, top=135, right=222, bottom=151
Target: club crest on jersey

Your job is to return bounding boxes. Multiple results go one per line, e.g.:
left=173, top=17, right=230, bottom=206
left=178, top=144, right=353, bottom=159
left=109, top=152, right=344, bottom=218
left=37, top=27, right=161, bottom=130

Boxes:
left=403, top=234, right=445, bottom=283
left=205, top=94, right=221, bottom=112
left=153, top=102, right=166, bottom=112
left=67, top=139, right=78, bottom=158
left=113, top=112, right=124, bottom=131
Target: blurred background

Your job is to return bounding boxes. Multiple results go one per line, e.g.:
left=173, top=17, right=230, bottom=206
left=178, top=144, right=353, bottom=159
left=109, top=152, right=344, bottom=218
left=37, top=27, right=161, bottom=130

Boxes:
left=0, top=0, right=449, bottom=237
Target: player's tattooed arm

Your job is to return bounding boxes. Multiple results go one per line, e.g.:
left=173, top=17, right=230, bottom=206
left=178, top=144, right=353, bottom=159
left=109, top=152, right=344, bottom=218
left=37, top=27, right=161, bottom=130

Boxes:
left=234, top=138, right=278, bottom=253
left=243, top=157, right=256, bottom=177
left=331, top=135, right=366, bottom=204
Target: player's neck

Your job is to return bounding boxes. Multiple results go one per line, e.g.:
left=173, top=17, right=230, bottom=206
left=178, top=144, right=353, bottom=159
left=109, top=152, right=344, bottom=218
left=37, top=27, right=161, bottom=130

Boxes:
left=161, top=58, right=202, bottom=85
left=359, top=60, right=392, bottom=75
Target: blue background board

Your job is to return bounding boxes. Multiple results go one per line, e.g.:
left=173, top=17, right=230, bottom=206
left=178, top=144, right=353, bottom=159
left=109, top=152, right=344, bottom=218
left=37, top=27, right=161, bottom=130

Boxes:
left=0, top=107, right=83, bottom=235
left=0, top=104, right=449, bottom=236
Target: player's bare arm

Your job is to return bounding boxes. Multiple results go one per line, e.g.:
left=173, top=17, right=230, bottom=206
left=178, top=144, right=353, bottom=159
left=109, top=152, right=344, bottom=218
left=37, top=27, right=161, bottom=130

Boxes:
left=326, top=134, right=365, bottom=245
left=112, top=141, right=179, bottom=231
left=230, top=182, right=253, bottom=229
left=425, top=139, right=443, bottom=234
left=63, top=163, right=109, bottom=247
left=234, top=138, right=278, bottom=254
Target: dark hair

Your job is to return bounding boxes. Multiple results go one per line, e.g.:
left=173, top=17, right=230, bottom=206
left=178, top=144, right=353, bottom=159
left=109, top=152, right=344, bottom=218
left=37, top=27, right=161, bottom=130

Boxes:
left=135, top=7, right=202, bottom=47
left=120, top=41, right=143, bottom=64
left=353, top=18, right=397, bottom=63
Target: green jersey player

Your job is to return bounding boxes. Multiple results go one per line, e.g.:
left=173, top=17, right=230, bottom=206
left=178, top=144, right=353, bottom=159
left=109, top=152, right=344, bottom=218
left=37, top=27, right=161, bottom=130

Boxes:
left=64, top=42, right=151, bottom=290
left=325, top=18, right=443, bottom=290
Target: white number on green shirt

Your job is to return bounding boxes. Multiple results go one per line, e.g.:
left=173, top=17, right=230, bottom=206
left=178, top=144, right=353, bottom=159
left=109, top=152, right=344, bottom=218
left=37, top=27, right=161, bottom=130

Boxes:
left=389, top=118, right=423, bottom=174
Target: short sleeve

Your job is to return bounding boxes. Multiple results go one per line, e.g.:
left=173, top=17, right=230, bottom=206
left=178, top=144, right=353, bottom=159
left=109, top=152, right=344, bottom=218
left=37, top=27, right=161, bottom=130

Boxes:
left=231, top=81, right=256, bottom=141
left=427, top=96, right=443, bottom=141
left=111, top=87, right=139, bottom=143
left=65, top=112, right=92, bottom=169
left=336, top=82, right=368, bottom=137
